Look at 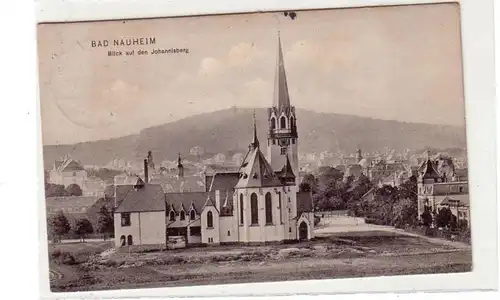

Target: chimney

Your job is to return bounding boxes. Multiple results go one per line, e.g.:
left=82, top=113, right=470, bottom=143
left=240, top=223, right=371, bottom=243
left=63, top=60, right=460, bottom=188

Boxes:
left=215, top=190, right=221, bottom=210
left=144, top=159, right=149, bottom=184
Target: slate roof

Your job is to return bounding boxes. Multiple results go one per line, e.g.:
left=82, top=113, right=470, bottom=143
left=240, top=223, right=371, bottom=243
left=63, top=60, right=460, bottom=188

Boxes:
left=418, top=158, right=440, bottom=179
left=235, top=146, right=282, bottom=188
left=297, top=191, right=314, bottom=215
left=165, top=192, right=215, bottom=214
left=149, top=175, right=206, bottom=193
left=114, top=184, right=165, bottom=213
left=114, top=173, right=144, bottom=186
left=437, top=194, right=470, bottom=207
left=206, top=172, right=240, bottom=216
left=54, top=157, right=85, bottom=172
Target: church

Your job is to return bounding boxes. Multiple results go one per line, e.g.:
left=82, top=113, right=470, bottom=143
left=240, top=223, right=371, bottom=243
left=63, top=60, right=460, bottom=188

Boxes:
left=113, top=34, right=315, bottom=248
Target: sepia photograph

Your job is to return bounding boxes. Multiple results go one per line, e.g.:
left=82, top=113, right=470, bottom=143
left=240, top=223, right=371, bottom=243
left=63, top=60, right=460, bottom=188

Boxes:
left=37, top=1, right=479, bottom=295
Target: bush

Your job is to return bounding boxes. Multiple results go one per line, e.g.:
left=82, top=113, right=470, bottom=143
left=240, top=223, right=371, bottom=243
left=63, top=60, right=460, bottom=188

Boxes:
left=50, top=250, right=76, bottom=265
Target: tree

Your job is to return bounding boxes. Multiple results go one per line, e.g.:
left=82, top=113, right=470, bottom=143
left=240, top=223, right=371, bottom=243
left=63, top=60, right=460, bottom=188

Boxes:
left=398, top=176, right=417, bottom=200
left=66, top=183, right=83, bottom=196
left=435, top=207, right=453, bottom=229
left=300, top=173, right=317, bottom=193
left=48, top=211, right=71, bottom=242
left=96, top=205, right=114, bottom=240
left=73, top=218, right=94, bottom=242
left=45, top=183, right=69, bottom=197
left=391, top=197, right=418, bottom=228
left=420, top=206, right=433, bottom=227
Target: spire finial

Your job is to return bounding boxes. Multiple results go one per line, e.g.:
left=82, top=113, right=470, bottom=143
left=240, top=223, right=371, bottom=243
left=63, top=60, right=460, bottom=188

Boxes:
left=251, top=109, right=259, bottom=149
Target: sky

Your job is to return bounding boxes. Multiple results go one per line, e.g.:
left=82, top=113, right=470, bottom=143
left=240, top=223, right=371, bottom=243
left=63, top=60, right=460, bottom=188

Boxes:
left=38, top=3, right=465, bottom=146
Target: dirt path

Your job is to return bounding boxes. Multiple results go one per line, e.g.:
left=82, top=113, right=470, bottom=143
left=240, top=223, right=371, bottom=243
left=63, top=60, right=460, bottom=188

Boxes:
left=315, top=216, right=471, bottom=250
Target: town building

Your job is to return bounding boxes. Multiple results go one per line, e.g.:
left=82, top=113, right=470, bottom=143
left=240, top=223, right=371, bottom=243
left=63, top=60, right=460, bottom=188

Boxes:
left=113, top=33, right=315, bottom=248
left=49, top=155, right=87, bottom=188
left=417, top=151, right=470, bottom=227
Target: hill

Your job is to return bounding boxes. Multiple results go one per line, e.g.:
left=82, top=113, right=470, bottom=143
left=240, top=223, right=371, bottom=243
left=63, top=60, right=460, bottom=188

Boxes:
left=42, top=107, right=467, bottom=169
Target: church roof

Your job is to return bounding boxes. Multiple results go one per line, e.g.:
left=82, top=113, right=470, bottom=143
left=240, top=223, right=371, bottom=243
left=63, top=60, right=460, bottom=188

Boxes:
left=206, top=172, right=240, bottom=216
left=273, top=32, right=291, bottom=110
left=165, top=192, right=214, bottom=215
left=235, top=146, right=282, bottom=188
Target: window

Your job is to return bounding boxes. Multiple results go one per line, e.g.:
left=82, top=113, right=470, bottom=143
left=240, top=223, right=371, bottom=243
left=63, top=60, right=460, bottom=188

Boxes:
left=180, top=211, right=185, bottom=221
left=280, top=147, right=287, bottom=155
left=251, top=193, right=259, bottom=225
left=190, top=210, right=196, bottom=220
left=280, top=116, right=286, bottom=129
left=271, top=117, right=276, bottom=130
left=169, top=211, right=175, bottom=222
left=227, top=230, right=231, bottom=236
left=121, top=213, right=131, bottom=227
left=240, top=194, right=244, bottom=224
left=190, top=226, right=201, bottom=236
left=459, top=186, right=464, bottom=193
left=208, top=237, right=213, bottom=243
left=289, top=227, right=292, bottom=233
left=292, top=139, right=295, bottom=144
left=265, top=192, right=273, bottom=224
left=207, top=211, right=213, bottom=228
left=127, top=235, right=133, bottom=245
left=120, top=235, right=126, bottom=247
left=290, top=117, right=294, bottom=129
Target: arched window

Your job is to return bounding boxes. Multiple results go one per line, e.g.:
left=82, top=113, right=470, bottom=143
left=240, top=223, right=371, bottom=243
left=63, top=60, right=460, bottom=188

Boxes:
left=180, top=211, right=185, bottom=221
left=239, top=194, right=244, bottom=224
left=120, top=235, right=126, bottom=247
left=127, top=235, right=133, bottom=245
left=250, top=193, right=258, bottom=225
left=190, top=210, right=196, bottom=220
left=271, top=117, right=276, bottom=130
left=207, top=211, right=213, bottom=228
left=290, top=117, right=294, bottom=129
left=169, top=211, right=175, bottom=222
left=265, top=192, right=273, bottom=224
left=280, top=116, right=286, bottom=129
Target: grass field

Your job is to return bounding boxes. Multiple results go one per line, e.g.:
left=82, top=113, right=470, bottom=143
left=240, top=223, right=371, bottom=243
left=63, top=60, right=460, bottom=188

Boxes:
left=48, top=231, right=472, bottom=292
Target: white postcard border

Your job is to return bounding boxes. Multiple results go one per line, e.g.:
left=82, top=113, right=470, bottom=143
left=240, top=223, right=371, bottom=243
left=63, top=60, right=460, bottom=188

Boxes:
left=35, top=0, right=498, bottom=298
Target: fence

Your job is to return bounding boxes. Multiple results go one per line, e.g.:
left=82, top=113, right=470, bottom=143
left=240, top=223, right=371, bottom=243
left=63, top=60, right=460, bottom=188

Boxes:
left=47, top=232, right=114, bottom=242
left=404, top=226, right=471, bottom=245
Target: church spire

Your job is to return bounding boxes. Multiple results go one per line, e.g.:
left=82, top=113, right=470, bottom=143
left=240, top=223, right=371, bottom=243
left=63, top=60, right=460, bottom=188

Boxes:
left=251, top=109, right=259, bottom=149
left=177, top=153, right=184, bottom=179
left=273, top=31, right=291, bottom=109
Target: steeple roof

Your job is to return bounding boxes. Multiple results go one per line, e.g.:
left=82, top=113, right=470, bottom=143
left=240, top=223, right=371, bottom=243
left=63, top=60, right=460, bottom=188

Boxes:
left=250, top=109, right=259, bottom=149
left=280, top=154, right=295, bottom=180
left=419, top=157, right=440, bottom=179
left=235, top=117, right=282, bottom=188
left=273, top=31, right=291, bottom=109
